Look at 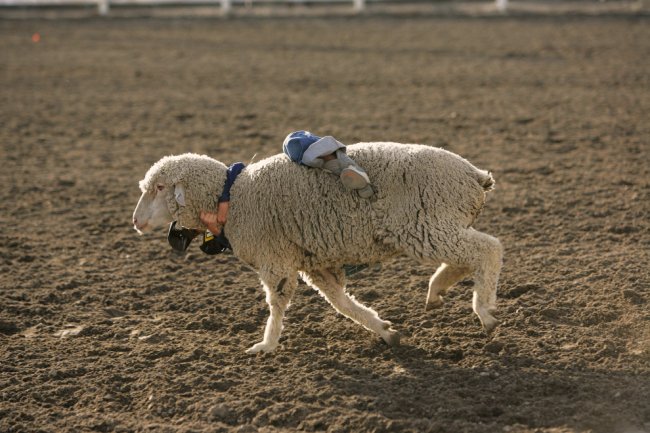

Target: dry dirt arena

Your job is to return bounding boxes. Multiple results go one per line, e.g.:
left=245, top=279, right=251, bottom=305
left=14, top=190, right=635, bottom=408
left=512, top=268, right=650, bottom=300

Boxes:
left=1, top=12, right=649, bottom=433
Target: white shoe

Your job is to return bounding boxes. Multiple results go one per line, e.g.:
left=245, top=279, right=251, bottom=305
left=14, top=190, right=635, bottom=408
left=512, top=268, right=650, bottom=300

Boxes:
left=340, top=166, right=370, bottom=190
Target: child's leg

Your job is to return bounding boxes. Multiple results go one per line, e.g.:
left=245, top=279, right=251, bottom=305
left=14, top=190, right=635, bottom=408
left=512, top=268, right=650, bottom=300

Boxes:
left=323, top=156, right=342, bottom=174
left=323, top=154, right=369, bottom=188
left=301, top=137, right=374, bottom=199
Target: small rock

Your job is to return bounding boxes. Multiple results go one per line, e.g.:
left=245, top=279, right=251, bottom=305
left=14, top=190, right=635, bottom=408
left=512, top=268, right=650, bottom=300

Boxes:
left=622, top=290, right=644, bottom=305
left=420, top=320, right=435, bottom=329
left=22, top=324, right=42, bottom=339
left=484, top=340, right=504, bottom=354
left=503, top=284, right=539, bottom=299
left=0, top=320, right=19, bottom=335
left=103, top=308, right=127, bottom=318
left=608, top=225, right=640, bottom=234
left=54, top=325, right=85, bottom=338
left=138, top=333, right=166, bottom=344
left=208, top=403, right=231, bottom=421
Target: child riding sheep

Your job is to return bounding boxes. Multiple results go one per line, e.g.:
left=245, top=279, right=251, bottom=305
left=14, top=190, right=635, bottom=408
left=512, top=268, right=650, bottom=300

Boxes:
left=282, top=130, right=375, bottom=199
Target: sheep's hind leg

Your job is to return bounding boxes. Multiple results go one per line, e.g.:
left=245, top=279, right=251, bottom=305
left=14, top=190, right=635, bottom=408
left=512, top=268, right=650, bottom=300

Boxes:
left=465, top=230, right=502, bottom=331
left=302, top=268, right=400, bottom=347
left=247, top=270, right=297, bottom=354
left=425, top=263, right=470, bottom=310
left=437, top=229, right=503, bottom=332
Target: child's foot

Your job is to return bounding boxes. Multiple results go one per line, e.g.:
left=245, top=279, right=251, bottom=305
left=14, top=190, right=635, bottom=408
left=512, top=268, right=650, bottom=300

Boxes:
left=341, top=167, right=375, bottom=199
left=340, top=166, right=370, bottom=190
left=341, top=166, right=375, bottom=199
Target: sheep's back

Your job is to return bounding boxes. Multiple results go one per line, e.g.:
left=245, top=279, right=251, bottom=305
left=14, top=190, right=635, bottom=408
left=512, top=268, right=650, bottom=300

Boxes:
left=348, top=143, right=490, bottom=256
left=228, top=143, right=489, bottom=269
left=349, top=142, right=488, bottom=224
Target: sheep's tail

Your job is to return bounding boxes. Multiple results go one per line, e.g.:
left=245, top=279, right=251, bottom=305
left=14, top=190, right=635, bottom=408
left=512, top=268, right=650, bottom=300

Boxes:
left=468, top=169, right=495, bottom=225
left=477, top=170, right=495, bottom=192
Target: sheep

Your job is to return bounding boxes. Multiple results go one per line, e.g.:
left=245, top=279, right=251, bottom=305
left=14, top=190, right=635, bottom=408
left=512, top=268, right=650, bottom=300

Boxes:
left=132, top=142, right=503, bottom=354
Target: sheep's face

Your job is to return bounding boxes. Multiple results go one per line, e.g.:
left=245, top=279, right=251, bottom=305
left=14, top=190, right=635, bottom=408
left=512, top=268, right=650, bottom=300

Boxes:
left=132, top=179, right=174, bottom=234
left=133, top=153, right=227, bottom=234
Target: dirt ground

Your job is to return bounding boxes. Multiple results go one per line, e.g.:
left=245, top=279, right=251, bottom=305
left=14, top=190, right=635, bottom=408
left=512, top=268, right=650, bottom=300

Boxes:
left=1, top=13, right=649, bottom=433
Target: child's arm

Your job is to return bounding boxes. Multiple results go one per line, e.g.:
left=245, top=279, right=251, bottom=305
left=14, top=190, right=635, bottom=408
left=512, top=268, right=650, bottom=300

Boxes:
left=216, top=201, right=229, bottom=225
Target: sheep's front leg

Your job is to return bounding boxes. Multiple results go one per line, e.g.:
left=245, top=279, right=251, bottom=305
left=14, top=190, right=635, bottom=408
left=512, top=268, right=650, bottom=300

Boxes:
left=302, top=268, right=400, bottom=347
left=247, top=270, right=297, bottom=354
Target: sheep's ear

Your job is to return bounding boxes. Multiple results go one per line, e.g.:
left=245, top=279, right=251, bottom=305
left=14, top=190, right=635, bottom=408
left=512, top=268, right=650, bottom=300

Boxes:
left=174, top=184, right=186, bottom=207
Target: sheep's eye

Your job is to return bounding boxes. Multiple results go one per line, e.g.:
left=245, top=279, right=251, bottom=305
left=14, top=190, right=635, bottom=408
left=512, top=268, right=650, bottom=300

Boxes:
left=156, top=185, right=165, bottom=191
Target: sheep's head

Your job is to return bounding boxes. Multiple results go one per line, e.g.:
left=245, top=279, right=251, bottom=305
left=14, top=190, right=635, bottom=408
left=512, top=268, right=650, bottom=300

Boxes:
left=132, top=153, right=227, bottom=234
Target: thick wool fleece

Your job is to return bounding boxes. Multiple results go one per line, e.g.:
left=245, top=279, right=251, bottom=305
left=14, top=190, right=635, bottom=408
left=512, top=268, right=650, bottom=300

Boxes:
left=139, top=153, right=228, bottom=229
left=234, top=143, right=492, bottom=271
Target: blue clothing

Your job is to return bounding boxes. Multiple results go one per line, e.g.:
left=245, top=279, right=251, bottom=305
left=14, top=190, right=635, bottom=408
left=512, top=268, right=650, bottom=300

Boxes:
left=283, top=130, right=322, bottom=163
left=218, top=162, right=245, bottom=203
left=282, top=130, right=346, bottom=168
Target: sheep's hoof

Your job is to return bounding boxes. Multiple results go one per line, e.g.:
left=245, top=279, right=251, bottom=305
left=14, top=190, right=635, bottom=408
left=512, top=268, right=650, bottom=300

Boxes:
left=481, top=315, right=500, bottom=333
left=246, top=342, right=277, bottom=354
left=384, top=331, right=401, bottom=347
left=381, top=328, right=401, bottom=347
left=425, top=296, right=444, bottom=311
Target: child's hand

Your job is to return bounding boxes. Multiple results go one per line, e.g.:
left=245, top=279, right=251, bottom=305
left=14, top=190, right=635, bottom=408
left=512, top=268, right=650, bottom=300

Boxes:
left=200, top=210, right=222, bottom=235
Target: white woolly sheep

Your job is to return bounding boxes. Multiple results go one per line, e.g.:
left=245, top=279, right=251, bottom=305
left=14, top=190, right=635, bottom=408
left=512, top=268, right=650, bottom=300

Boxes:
left=132, top=143, right=503, bottom=354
